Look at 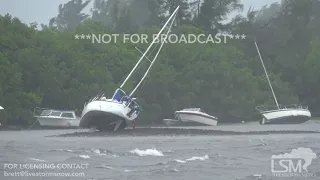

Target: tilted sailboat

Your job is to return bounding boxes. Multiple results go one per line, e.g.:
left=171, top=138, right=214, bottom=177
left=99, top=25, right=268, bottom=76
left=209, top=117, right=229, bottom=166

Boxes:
left=254, top=39, right=311, bottom=124
left=79, top=6, right=180, bottom=131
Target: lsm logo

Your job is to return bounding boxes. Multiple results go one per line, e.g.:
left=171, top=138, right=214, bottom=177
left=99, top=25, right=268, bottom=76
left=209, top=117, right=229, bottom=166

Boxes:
left=271, top=148, right=317, bottom=177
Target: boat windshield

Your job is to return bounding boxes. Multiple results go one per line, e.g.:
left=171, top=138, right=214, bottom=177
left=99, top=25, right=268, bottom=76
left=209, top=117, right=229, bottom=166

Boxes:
left=40, top=110, right=51, bottom=116
left=50, top=111, right=62, bottom=116
left=61, top=112, right=74, bottom=118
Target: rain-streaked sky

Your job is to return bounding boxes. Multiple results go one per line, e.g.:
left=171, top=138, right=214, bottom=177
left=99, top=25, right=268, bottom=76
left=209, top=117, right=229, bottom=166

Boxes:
left=0, top=0, right=280, bottom=26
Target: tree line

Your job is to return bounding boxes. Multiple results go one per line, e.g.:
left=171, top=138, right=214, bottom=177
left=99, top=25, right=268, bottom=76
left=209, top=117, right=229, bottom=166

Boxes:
left=0, top=0, right=319, bottom=127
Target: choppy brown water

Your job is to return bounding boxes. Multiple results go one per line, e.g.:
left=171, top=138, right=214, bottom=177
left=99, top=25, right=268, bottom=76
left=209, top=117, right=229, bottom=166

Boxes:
left=0, top=122, right=320, bottom=180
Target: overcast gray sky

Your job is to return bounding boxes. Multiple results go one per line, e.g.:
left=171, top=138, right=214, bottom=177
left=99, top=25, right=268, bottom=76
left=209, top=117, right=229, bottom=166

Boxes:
left=0, top=0, right=280, bottom=26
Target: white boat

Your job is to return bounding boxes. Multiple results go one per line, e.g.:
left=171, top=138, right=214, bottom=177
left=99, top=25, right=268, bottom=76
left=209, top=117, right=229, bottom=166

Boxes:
left=175, top=108, right=218, bottom=126
left=33, top=108, right=80, bottom=128
left=79, top=91, right=140, bottom=131
left=79, top=6, right=180, bottom=131
left=254, top=39, right=311, bottom=124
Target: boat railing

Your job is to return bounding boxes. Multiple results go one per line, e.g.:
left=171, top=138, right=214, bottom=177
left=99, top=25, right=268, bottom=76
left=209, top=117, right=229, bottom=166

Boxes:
left=181, top=108, right=201, bottom=112
left=280, top=104, right=308, bottom=110
left=127, top=99, right=140, bottom=111
left=33, top=107, right=51, bottom=117
left=33, top=107, right=77, bottom=117
left=256, top=104, right=309, bottom=112
left=83, top=94, right=104, bottom=107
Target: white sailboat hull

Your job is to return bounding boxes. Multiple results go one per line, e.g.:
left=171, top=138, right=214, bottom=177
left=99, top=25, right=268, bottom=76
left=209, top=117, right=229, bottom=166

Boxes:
left=36, top=117, right=80, bottom=128
left=260, top=109, right=311, bottom=124
left=80, top=100, right=138, bottom=131
left=175, top=111, right=218, bottom=126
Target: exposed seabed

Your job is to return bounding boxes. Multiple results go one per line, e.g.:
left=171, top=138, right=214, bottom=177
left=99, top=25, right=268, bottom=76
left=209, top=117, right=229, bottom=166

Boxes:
left=53, top=126, right=320, bottom=137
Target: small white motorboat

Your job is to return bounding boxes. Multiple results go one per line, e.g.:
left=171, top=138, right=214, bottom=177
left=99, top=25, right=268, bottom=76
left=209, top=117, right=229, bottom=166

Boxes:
left=175, top=108, right=218, bottom=126
left=80, top=6, right=180, bottom=131
left=253, top=39, right=311, bottom=124
left=33, top=108, right=80, bottom=128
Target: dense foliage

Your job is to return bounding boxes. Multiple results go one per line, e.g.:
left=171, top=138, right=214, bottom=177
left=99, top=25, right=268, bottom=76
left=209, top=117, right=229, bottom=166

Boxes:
left=0, top=0, right=319, bottom=127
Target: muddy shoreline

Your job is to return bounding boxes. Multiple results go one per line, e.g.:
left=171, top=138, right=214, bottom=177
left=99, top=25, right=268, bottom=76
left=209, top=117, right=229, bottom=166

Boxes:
left=51, top=127, right=320, bottom=137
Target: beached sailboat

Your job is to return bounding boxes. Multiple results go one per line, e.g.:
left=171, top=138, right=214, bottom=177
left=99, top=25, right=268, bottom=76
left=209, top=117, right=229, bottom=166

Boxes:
left=79, top=6, right=180, bottom=131
left=254, top=39, right=311, bottom=124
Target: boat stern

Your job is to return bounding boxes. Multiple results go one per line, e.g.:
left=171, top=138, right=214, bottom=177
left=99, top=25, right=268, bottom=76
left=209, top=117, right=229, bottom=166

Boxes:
left=260, top=109, right=311, bottom=124
left=80, top=100, right=138, bottom=131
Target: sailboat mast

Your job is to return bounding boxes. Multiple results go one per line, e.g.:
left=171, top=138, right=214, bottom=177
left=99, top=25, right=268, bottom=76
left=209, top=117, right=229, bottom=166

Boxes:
left=129, top=10, right=178, bottom=97
left=129, top=39, right=166, bottom=97
left=254, top=39, right=280, bottom=109
left=119, top=6, right=180, bottom=89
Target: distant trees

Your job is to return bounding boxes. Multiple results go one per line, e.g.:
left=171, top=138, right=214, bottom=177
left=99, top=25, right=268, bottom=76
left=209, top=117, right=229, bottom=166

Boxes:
left=49, top=0, right=91, bottom=31
left=0, top=0, right=319, bottom=126
left=194, top=0, right=243, bottom=33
